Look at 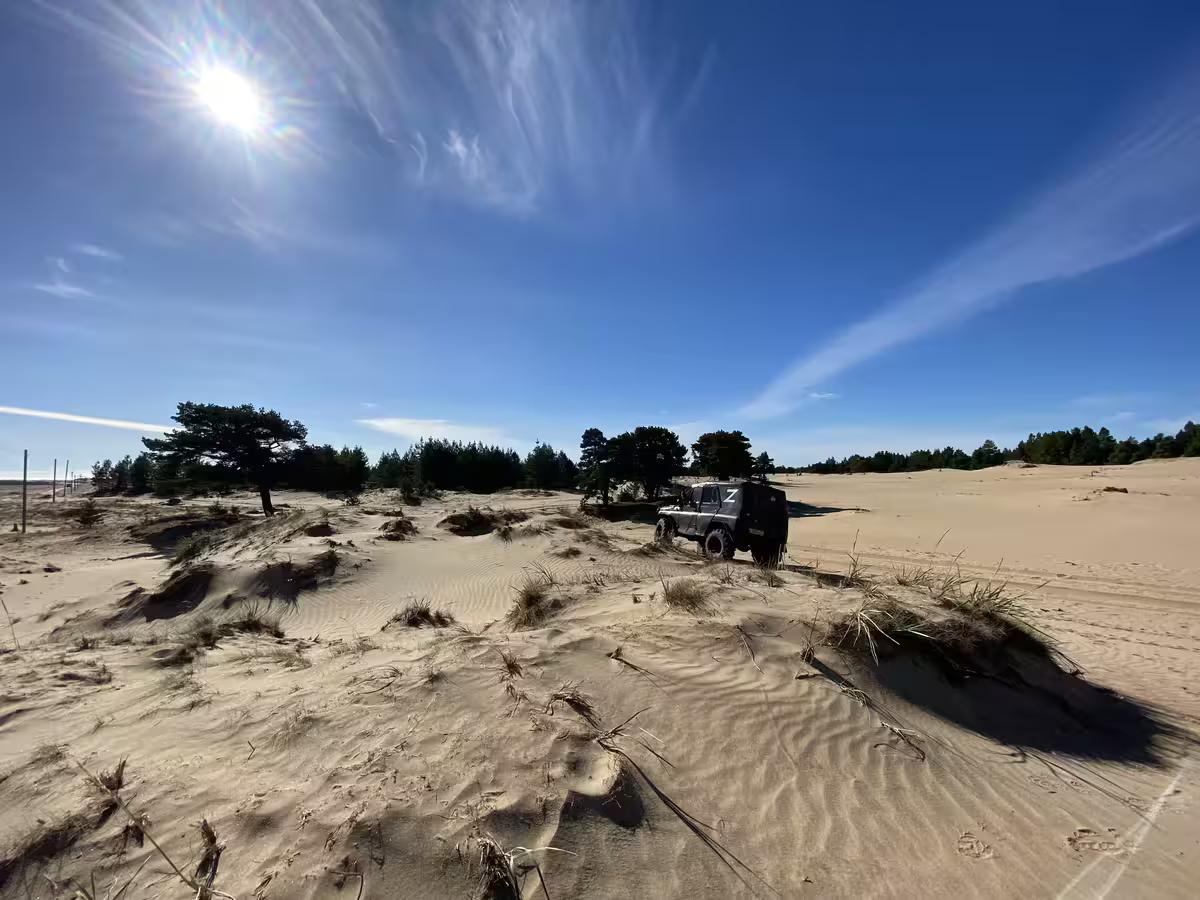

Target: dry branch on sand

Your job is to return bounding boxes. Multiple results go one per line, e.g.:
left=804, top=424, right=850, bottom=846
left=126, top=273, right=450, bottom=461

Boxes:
left=72, top=760, right=235, bottom=899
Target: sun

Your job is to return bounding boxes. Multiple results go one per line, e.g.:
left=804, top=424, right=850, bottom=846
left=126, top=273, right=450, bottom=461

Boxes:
left=194, top=66, right=266, bottom=134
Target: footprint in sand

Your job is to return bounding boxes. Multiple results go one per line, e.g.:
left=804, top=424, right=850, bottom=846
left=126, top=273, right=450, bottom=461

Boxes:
left=956, top=832, right=994, bottom=859
left=1066, top=827, right=1121, bottom=854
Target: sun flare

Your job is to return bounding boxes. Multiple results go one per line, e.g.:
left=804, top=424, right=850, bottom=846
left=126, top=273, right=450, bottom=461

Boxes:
left=194, top=66, right=265, bottom=134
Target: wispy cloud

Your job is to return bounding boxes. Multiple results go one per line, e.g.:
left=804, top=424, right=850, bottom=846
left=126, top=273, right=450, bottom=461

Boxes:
left=743, top=63, right=1200, bottom=419
left=357, top=416, right=518, bottom=446
left=0, top=405, right=169, bottom=433
left=32, top=280, right=95, bottom=299
left=43, top=0, right=703, bottom=216
left=73, top=243, right=122, bottom=261
left=809, top=392, right=839, bottom=401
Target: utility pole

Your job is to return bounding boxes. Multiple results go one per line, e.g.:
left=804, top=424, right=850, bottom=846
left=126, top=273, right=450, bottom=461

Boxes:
left=52, top=458, right=57, bottom=502
left=65, top=459, right=71, bottom=496
left=21, top=450, right=28, bottom=534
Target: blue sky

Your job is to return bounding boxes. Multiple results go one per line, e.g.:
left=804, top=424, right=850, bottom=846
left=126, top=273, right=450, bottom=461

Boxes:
left=2, top=0, right=1199, bottom=479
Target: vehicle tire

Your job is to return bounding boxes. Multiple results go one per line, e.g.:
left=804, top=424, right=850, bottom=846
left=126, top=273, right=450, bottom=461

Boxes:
left=751, top=540, right=784, bottom=568
left=654, top=517, right=676, bottom=544
left=704, top=527, right=735, bottom=560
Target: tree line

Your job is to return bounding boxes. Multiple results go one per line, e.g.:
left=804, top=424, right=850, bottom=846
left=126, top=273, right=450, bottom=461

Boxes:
left=88, top=402, right=1199, bottom=516
left=89, top=403, right=747, bottom=515
left=797, top=422, right=1200, bottom=474
left=91, top=403, right=590, bottom=514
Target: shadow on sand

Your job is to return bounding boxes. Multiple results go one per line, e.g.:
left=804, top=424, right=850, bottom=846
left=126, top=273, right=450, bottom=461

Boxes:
left=815, top=651, right=1190, bottom=768
left=786, top=500, right=867, bottom=518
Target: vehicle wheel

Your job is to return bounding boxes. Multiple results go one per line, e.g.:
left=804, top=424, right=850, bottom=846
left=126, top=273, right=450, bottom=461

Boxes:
left=704, top=528, right=734, bottom=560
left=751, top=541, right=783, bottom=568
left=654, top=517, right=676, bottom=544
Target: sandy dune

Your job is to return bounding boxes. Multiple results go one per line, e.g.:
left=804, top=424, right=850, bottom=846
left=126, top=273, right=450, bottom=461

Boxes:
left=1, top=461, right=1197, bottom=898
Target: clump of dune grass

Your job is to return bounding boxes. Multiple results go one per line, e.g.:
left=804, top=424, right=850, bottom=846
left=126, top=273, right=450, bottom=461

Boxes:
left=893, top=563, right=935, bottom=589
left=223, top=602, right=285, bottom=638
left=659, top=577, right=713, bottom=613
left=235, top=644, right=311, bottom=669
left=827, top=588, right=1065, bottom=672
left=186, top=615, right=221, bottom=649
left=386, top=598, right=457, bottom=629
left=827, top=598, right=931, bottom=663
left=506, top=568, right=563, bottom=630
left=552, top=545, right=582, bottom=558
left=379, top=515, right=417, bottom=541
left=171, top=531, right=217, bottom=568
left=439, top=505, right=528, bottom=537
left=495, top=648, right=523, bottom=678
left=711, top=564, right=737, bottom=586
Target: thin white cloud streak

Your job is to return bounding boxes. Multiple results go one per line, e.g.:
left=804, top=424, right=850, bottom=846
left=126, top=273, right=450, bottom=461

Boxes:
left=73, top=243, right=122, bottom=261
left=743, top=63, right=1200, bottom=419
left=357, top=417, right=519, bottom=446
left=32, top=281, right=95, bottom=299
left=0, top=406, right=170, bottom=433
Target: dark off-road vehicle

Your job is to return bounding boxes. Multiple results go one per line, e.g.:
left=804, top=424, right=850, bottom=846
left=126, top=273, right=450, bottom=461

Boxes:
left=655, top=480, right=788, bottom=565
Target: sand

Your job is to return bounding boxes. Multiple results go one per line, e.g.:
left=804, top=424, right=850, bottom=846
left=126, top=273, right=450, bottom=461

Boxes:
left=0, top=460, right=1197, bottom=898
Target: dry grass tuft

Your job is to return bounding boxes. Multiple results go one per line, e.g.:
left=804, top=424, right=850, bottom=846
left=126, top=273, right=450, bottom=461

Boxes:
left=712, top=564, right=737, bottom=586
left=469, top=834, right=570, bottom=900
left=828, top=598, right=933, bottom=663
left=506, top=569, right=563, bottom=630
left=223, top=602, right=285, bottom=638
left=827, top=584, right=1064, bottom=672
left=235, top=644, right=311, bottom=669
left=439, top=505, right=528, bottom=537
left=386, top=598, right=457, bottom=629
left=269, top=703, right=318, bottom=746
left=754, top=566, right=785, bottom=588
left=893, top=563, right=935, bottom=589
left=546, top=681, right=602, bottom=729
left=659, top=577, right=713, bottom=613
left=171, top=532, right=217, bottom=568
left=552, top=545, right=582, bottom=559
left=379, top=516, right=418, bottom=541
left=97, top=758, right=127, bottom=793
left=496, top=648, right=524, bottom=679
